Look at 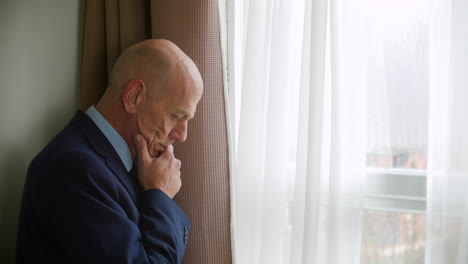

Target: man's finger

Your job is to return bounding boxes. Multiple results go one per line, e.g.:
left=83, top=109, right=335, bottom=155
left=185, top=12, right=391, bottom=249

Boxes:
left=132, top=134, right=150, bottom=163
left=161, top=144, right=174, bottom=158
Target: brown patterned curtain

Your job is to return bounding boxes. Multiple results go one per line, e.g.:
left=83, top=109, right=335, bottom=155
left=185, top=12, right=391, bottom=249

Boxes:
left=79, top=1, right=232, bottom=263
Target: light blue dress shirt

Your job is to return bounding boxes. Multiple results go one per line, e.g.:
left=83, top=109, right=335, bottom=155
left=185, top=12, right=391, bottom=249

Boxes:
left=85, top=106, right=133, bottom=172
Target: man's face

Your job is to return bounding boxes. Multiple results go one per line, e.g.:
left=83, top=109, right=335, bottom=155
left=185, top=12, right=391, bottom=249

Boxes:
left=135, top=69, right=202, bottom=157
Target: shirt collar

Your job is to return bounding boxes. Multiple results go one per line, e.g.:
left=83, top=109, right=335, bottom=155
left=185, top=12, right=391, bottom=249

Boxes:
left=85, top=106, right=133, bottom=172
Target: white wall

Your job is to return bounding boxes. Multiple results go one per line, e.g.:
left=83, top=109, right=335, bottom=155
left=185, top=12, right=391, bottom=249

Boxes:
left=0, top=1, right=81, bottom=262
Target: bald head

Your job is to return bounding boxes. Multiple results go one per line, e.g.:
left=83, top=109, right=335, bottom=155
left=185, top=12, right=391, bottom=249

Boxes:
left=107, top=39, right=202, bottom=100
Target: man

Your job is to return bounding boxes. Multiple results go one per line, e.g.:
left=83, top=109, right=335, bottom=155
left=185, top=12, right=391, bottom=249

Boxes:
left=16, top=39, right=203, bottom=263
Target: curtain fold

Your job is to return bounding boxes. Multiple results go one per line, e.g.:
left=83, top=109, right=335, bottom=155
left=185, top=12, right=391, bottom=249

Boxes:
left=79, top=0, right=107, bottom=110
left=426, top=0, right=468, bottom=263
left=229, top=0, right=366, bottom=263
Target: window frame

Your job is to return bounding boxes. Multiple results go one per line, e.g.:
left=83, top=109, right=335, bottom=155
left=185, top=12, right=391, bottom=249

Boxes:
left=364, top=168, right=427, bottom=214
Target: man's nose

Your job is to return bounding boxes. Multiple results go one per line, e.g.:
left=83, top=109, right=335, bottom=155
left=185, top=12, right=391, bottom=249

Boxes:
left=170, top=123, right=188, bottom=142
left=177, top=128, right=187, bottom=142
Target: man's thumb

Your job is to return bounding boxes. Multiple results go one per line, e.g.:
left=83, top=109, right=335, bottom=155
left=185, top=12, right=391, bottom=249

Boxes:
left=132, top=134, right=149, bottom=162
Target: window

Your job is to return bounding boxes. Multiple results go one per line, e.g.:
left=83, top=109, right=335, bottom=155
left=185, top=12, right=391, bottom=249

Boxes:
left=226, top=0, right=468, bottom=262
left=362, top=1, right=430, bottom=263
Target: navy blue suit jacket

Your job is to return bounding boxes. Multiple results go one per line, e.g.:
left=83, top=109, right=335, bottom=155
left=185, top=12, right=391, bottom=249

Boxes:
left=17, top=111, right=190, bottom=263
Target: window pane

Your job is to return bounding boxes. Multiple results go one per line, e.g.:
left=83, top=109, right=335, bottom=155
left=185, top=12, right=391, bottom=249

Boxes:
left=366, top=0, right=429, bottom=170
left=360, top=210, right=426, bottom=264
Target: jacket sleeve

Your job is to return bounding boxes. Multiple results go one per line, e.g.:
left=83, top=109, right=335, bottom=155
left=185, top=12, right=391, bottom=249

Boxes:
left=37, top=152, right=190, bottom=264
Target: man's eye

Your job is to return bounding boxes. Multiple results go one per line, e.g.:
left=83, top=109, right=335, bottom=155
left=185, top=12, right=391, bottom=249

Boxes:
left=172, top=115, right=183, bottom=121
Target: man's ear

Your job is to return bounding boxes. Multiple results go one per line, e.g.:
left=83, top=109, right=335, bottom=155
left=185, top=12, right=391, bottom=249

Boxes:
left=122, top=79, right=145, bottom=113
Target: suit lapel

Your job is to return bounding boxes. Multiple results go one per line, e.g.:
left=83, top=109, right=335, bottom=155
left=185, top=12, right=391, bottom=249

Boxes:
left=71, top=111, right=139, bottom=205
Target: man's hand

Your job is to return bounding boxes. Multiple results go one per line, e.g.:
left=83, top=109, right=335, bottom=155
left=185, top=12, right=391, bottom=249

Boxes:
left=132, top=134, right=182, bottom=198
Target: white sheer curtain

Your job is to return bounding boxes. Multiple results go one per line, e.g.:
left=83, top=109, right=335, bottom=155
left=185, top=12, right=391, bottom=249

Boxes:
left=425, top=0, right=468, bottom=263
left=222, top=0, right=468, bottom=263
left=224, top=0, right=366, bottom=263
